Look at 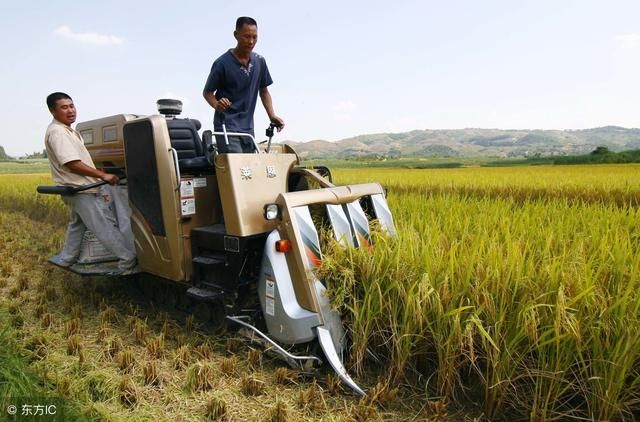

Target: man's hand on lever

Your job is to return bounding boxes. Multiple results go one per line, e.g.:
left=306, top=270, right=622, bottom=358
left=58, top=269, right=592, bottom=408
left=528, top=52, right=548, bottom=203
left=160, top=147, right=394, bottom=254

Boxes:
left=270, top=116, right=285, bottom=132
left=101, top=173, right=119, bottom=185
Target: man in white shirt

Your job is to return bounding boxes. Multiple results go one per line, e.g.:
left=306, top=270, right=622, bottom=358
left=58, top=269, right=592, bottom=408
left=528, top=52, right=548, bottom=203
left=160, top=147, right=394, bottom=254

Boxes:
left=45, top=92, right=137, bottom=274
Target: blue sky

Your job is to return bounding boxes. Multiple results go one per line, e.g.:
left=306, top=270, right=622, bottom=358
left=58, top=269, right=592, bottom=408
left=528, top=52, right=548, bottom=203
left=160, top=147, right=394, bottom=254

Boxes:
left=1, top=0, right=639, bottom=156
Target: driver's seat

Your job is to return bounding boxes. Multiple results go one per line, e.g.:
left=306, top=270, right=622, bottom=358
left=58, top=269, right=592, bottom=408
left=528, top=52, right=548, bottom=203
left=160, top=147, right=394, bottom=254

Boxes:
left=166, top=118, right=211, bottom=172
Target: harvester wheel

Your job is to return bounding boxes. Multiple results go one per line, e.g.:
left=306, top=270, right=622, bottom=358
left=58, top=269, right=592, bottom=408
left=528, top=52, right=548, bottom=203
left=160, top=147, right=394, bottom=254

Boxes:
left=140, top=276, right=156, bottom=299
left=193, top=302, right=212, bottom=322
left=209, top=299, right=227, bottom=330
left=162, top=287, right=178, bottom=309
left=151, top=284, right=165, bottom=305
left=177, top=292, right=193, bottom=311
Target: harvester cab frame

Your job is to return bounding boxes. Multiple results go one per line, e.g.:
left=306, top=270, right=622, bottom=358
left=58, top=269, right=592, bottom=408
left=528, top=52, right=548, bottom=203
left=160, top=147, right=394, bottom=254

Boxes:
left=37, top=99, right=396, bottom=395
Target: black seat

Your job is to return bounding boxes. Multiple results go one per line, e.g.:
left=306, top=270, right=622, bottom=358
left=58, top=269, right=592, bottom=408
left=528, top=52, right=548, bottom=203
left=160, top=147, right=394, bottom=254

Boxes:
left=166, top=118, right=211, bottom=172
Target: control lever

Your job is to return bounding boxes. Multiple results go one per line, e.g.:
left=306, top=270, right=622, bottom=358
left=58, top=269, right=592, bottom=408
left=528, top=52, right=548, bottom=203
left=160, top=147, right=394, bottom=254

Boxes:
left=265, top=122, right=282, bottom=153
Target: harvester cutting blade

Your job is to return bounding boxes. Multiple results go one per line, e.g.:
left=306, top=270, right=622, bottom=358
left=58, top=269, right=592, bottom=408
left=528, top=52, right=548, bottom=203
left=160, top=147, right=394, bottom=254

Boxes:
left=316, top=326, right=365, bottom=396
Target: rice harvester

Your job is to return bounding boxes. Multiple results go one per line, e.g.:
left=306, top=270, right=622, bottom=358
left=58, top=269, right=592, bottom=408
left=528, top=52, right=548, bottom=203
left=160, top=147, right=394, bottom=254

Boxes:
left=37, top=99, right=396, bottom=395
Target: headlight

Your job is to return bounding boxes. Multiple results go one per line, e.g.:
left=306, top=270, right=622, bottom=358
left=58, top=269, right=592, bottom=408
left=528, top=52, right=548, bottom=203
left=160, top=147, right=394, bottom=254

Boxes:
left=263, top=203, right=280, bottom=220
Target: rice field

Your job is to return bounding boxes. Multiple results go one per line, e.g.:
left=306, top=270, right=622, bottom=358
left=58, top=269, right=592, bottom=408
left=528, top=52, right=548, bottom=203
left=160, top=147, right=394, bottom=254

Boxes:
left=0, top=164, right=639, bottom=421
left=322, top=164, right=640, bottom=420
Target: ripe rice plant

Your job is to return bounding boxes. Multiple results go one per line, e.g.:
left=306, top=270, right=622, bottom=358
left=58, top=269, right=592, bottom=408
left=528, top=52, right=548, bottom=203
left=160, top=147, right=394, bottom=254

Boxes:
left=128, top=316, right=148, bottom=344
left=268, top=398, right=292, bottom=422
left=247, top=347, right=262, bottom=369
left=219, top=356, right=238, bottom=376
left=0, top=174, right=68, bottom=224
left=334, top=164, right=640, bottom=206
left=117, top=349, right=135, bottom=373
left=241, top=376, right=265, bottom=396
left=41, top=312, right=55, bottom=329
left=297, top=383, right=323, bottom=413
left=275, top=367, right=298, bottom=386
left=104, top=336, right=123, bottom=361
left=84, top=371, right=116, bottom=402
left=67, top=335, right=82, bottom=356
left=119, top=376, right=137, bottom=408
left=194, top=342, right=213, bottom=360
left=319, top=164, right=640, bottom=420
left=173, top=345, right=192, bottom=370
left=64, top=318, right=81, bottom=337
left=96, top=323, right=111, bottom=344
left=99, top=304, right=119, bottom=324
left=325, top=373, right=343, bottom=395
left=204, top=394, right=228, bottom=420
left=145, top=334, right=165, bottom=359
left=143, top=361, right=161, bottom=386
left=186, top=362, right=217, bottom=392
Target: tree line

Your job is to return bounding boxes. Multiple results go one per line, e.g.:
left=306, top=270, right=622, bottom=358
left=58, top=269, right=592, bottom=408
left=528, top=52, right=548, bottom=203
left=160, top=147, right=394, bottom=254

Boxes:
left=0, top=146, right=47, bottom=161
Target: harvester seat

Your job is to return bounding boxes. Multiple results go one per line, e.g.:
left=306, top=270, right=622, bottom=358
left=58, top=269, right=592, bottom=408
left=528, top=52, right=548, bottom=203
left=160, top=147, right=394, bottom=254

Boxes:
left=166, top=118, right=211, bottom=172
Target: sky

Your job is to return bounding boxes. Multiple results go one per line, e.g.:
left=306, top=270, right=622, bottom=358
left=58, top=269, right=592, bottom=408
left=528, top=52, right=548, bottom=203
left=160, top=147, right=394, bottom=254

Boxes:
left=1, top=0, right=639, bottom=156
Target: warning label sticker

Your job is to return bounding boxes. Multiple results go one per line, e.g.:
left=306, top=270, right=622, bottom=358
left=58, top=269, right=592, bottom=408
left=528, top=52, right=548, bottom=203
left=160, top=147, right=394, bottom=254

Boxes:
left=193, top=177, right=207, bottom=188
left=266, top=278, right=275, bottom=298
left=180, top=179, right=194, bottom=197
left=266, top=297, right=275, bottom=316
left=181, top=198, right=196, bottom=216
left=180, top=178, right=196, bottom=216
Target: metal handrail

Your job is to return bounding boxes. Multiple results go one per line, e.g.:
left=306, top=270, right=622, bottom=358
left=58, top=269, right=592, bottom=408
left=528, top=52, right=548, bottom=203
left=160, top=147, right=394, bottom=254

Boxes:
left=214, top=119, right=262, bottom=154
left=169, top=147, right=181, bottom=190
left=226, top=315, right=323, bottom=364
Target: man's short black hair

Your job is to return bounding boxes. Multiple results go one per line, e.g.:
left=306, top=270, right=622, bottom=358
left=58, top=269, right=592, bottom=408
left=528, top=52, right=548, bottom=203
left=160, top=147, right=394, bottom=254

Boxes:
left=46, top=92, right=72, bottom=111
left=236, top=16, right=257, bottom=31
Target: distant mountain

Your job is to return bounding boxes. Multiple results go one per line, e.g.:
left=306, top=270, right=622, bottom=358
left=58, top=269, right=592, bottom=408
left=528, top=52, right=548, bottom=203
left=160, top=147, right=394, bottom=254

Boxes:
left=286, top=126, right=640, bottom=159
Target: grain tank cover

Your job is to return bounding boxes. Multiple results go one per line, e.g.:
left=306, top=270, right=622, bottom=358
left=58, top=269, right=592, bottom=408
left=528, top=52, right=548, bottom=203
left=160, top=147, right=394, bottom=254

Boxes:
left=76, top=114, right=139, bottom=168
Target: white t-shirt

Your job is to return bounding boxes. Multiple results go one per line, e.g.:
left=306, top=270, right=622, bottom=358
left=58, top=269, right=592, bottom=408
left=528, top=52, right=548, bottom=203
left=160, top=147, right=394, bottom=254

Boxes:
left=44, top=119, right=100, bottom=188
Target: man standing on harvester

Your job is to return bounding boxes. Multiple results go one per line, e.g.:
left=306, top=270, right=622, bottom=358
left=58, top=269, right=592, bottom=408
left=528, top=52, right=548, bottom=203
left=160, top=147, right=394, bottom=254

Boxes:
left=44, top=92, right=137, bottom=275
left=203, top=16, right=285, bottom=153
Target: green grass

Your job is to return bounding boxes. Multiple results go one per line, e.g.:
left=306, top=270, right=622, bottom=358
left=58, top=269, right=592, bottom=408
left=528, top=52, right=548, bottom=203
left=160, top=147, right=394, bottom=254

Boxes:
left=0, top=159, right=50, bottom=174
left=0, top=317, right=88, bottom=421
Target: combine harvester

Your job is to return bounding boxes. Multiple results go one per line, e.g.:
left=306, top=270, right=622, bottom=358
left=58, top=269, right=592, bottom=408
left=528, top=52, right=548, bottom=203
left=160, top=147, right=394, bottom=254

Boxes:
left=38, top=100, right=396, bottom=395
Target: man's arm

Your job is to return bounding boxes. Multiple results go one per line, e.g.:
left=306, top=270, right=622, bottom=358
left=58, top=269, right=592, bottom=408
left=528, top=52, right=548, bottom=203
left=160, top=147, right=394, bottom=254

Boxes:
left=64, top=160, right=119, bottom=185
left=259, top=86, right=285, bottom=131
left=203, top=89, right=232, bottom=113
left=203, top=60, right=231, bottom=113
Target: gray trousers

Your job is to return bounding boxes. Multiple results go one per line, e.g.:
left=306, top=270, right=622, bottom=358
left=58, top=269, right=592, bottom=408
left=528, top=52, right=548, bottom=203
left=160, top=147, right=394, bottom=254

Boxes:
left=215, top=135, right=257, bottom=153
left=59, top=185, right=136, bottom=270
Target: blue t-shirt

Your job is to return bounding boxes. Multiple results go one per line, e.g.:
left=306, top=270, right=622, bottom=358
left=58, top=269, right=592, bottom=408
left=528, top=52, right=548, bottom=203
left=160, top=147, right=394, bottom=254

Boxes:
left=204, top=50, right=273, bottom=135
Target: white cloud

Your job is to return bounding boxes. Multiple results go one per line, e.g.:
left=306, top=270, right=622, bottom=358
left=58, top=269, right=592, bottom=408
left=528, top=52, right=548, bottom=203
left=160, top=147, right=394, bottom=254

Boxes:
left=54, top=25, right=124, bottom=46
left=333, top=100, right=356, bottom=122
left=614, top=33, right=640, bottom=49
